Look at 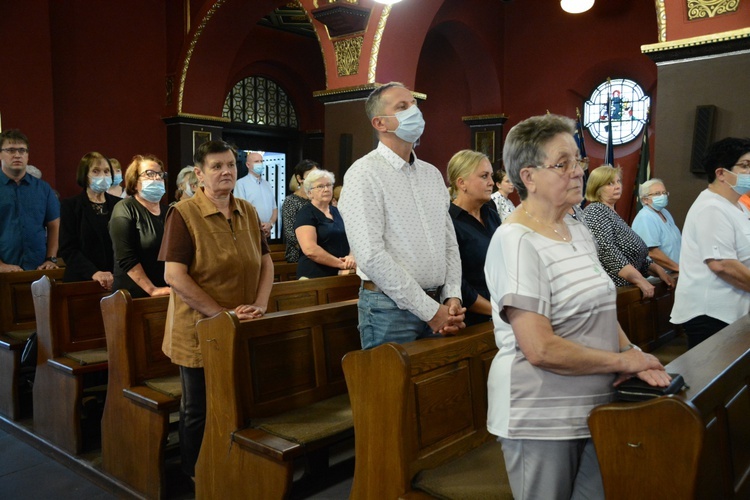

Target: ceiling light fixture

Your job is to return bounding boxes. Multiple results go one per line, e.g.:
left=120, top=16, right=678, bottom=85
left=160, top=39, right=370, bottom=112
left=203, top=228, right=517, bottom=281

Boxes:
left=560, top=0, right=594, bottom=14
left=373, top=0, right=402, bottom=5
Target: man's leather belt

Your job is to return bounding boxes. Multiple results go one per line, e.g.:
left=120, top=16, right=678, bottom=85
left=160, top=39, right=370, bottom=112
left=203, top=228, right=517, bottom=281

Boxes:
left=362, top=281, right=441, bottom=301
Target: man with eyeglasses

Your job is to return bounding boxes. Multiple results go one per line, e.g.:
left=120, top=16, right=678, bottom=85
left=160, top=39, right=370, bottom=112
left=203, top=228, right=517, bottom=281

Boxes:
left=631, top=178, right=681, bottom=273
left=234, top=150, right=277, bottom=238
left=338, top=82, right=466, bottom=349
left=0, top=129, right=60, bottom=272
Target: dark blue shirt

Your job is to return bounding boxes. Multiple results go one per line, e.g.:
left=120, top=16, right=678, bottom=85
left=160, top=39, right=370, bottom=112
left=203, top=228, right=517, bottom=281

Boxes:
left=0, top=170, right=60, bottom=270
left=449, top=201, right=501, bottom=326
left=294, top=203, right=349, bottom=279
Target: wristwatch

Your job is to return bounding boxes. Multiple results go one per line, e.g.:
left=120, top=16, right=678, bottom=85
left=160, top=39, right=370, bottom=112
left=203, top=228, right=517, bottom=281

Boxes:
left=620, top=343, right=642, bottom=353
left=45, top=256, right=58, bottom=264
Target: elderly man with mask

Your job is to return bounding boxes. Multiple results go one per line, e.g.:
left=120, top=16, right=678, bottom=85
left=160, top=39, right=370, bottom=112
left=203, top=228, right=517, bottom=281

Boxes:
left=338, top=82, right=465, bottom=349
left=234, top=150, right=277, bottom=238
left=631, top=178, right=681, bottom=273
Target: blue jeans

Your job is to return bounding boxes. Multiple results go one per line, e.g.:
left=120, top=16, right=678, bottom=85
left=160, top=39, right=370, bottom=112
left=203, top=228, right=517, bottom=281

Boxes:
left=358, top=287, right=436, bottom=349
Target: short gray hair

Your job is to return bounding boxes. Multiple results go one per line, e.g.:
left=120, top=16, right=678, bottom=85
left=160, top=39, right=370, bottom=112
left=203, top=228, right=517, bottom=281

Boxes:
left=365, top=82, right=406, bottom=120
left=639, top=178, right=665, bottom=199
left=502, top=114, right=576, bottom=200
left=303, top=169, right=335, bottom=196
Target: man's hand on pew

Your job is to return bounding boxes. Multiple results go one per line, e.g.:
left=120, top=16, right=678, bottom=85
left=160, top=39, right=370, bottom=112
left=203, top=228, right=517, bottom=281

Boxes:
left=0, top=262, right=23, bottom=272
left=428, top=298, right=466, bottom=335
left=234, top=304, right=267, bottom=320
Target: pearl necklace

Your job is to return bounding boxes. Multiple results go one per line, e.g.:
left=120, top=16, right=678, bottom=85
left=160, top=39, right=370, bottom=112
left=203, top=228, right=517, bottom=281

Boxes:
left=523, top=206, right=577, bottom=251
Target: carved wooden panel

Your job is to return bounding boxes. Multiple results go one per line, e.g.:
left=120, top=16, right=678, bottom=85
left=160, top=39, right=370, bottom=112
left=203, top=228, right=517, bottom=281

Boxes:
left=251, top=329, right=316, bottom=402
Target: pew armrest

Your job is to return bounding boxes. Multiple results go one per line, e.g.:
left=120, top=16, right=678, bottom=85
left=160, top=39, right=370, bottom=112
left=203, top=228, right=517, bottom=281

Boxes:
left=47, top=357, right=108, bottom=375
left=232, top=427, right=304, bottom=462
left=123, top=386, right=181, bottom=412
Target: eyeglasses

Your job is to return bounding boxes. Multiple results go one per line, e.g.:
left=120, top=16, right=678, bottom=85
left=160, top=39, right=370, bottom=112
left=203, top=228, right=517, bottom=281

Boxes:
left=734, top=161, right=750, bottom=170
left=1, top=147, right=29, bottom=155
left=312, top=183, right=333, bottom=191
left=645, top=191, right=669, bottom=198
left=537, top=157, right=588, bottom=174
left=139, top=170, right=167, bottom=180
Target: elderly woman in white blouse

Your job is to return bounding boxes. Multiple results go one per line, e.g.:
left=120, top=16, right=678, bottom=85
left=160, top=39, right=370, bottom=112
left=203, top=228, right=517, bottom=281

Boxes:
left=484, top=114, right=669, bottom=500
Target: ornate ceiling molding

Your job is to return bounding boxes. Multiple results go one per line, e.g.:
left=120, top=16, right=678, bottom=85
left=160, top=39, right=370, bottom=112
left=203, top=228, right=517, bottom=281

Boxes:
left=368, top=5, right=391, bottom=83
left=687, top=0, right=740, bottom=20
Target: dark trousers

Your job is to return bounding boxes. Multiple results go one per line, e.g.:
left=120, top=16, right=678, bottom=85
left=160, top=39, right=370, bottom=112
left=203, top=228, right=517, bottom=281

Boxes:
left=682, top=315, right=728, bottom=349
left=179, top=366, right=206, bottom=478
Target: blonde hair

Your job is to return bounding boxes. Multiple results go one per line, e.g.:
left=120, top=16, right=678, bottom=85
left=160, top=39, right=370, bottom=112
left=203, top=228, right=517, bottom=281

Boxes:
left=585, top=165, right=622, bottom=203
left=447, top=150, right=489, bottom=199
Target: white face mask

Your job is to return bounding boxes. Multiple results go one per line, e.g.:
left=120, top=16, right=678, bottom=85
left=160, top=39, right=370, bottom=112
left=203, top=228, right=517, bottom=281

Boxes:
left=184, top=184, right=194, bottom=198
left=382, top=105, right=425, bottom=144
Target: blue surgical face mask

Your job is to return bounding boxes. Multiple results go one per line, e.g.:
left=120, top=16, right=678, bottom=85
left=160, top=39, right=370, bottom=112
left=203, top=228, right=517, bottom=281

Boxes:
left=726, top=168, right=750, bottom=195
left=89, top=175, right=112, bottom=194
left=252, top=163, right=265, bottom=176
left=383, top=105, right=425, bottom=144
left=112, top=172, right=123, bottom=185
left=184, top=183, right=194, bottom=198
left=650, top=194, right=668, bottom=211
left=140, top=179, right=166, bottom=202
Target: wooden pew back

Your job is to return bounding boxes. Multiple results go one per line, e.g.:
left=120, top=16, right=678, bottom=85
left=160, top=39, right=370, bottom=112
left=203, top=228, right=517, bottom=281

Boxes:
left=616, top=278, right=677, bottom=352
left=0, top=268, right=65, bottom=420
left=342, top=322, right=497, bottom=499
left=31, top=275, right=110, bottom=454
left=266, top=273, right=359, bottom=312
left=0, top=268, right=65, bottom=334
left=273, top=261, right=297, bottom=282
left=589, top=314, right=750, bottom=499
left=195, top=299, right=360, bottom=498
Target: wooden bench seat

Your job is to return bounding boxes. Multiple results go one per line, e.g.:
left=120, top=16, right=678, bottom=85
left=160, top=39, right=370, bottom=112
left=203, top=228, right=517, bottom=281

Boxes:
left=31, top=275, right=109, bottom=454
left=342, top=321, right=512, bottom=499
left=0, top=268, right=65, bottom=420
left=589, top=313, right=750, bottom=499
left=195, top=299, right=361, bottom=499
left=99, top=273, right=360, bottom=498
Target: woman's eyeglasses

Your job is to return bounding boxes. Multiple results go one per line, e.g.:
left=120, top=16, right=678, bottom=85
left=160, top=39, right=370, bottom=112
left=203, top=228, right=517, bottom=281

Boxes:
left=139, top=170, right=167, bottom=180
left=312, top=183, right=333, bottom=191
left=537, top=157, right=588, bottom=175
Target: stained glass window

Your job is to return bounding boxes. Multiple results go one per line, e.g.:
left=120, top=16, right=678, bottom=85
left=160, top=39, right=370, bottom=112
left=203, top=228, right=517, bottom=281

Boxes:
left=222, top=76, right=298, bottom=128
left=583, top=78, right=650, bottom=145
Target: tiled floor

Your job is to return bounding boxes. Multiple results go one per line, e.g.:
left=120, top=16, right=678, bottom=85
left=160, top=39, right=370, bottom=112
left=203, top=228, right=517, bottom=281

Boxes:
left=0, top=423, right=352, bottom=499
left=0, top=427, right=115, bottom=499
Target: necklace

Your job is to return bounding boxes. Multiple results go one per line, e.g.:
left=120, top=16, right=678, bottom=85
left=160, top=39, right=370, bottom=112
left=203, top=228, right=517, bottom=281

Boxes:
left=523, top=206, right=577, bottom=251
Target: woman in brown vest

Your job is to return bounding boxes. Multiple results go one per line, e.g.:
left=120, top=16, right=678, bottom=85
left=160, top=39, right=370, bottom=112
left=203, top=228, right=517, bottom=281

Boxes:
left=158, top=140, right=274, bottom=482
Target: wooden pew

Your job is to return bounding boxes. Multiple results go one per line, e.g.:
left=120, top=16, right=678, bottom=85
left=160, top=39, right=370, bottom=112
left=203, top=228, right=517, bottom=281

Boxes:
left=616, top=277, right=677, bottom=352
left=195, top=299, right=361, bottom=499
left=100, top=273, right=360, bottom=498
left=31, top=275, right=109, bottom=454
left=0, top=268, right=65, bottom=420
left=342, top=322, right=513, bottom=499
left=273, top=261, right=297, bottom=282
left=100, top=290, right=172, bottom=499
left=589, top=314, right=750, bottom=499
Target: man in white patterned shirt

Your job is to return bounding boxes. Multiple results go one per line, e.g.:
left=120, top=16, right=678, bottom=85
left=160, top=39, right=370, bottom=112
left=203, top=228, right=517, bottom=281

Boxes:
left=338, top=82, right=465, bottom=349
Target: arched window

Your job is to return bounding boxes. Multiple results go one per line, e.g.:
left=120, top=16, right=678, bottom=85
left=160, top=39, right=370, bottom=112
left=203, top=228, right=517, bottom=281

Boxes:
left=222, top=76, right=298, bottom=127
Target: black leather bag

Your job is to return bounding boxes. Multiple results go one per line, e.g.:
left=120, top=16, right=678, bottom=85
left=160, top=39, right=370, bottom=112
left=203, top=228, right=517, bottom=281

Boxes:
left=20, top=332, right=38, bottom=369
left=616, top=373, right=687, bottom=402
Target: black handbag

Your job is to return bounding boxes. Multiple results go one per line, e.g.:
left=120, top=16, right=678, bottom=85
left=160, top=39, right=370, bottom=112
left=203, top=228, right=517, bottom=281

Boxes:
left=20, top=332, right=38, bottom=369
left=616, top=373, right=687, bottom=402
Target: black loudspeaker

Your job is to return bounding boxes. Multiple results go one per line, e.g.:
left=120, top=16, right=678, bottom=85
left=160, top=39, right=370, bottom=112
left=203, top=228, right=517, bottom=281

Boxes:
left=690, top=105, right=716, bottom=175
left=339, top=134, right=353, bottom=176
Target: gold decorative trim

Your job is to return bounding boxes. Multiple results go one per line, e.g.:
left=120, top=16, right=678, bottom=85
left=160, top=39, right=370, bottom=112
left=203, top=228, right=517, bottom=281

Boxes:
left=654, top=0, right=667, bottom=43
left=462, top=114, right=509, bottom=122
left=333, top=36, right=364, bottom=76
left=687, top=0, right=740, bottom=20
left=313, top=83, right=380, bottom=98
left=641, top=26, right=750, bottom=53
left=177, top=0, right=227, bottom=114
left=312, top=83, right=426, bottom=100
left=368, top=5, right=391, bottom=83
left=177, top=112, right=231, bottom=122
